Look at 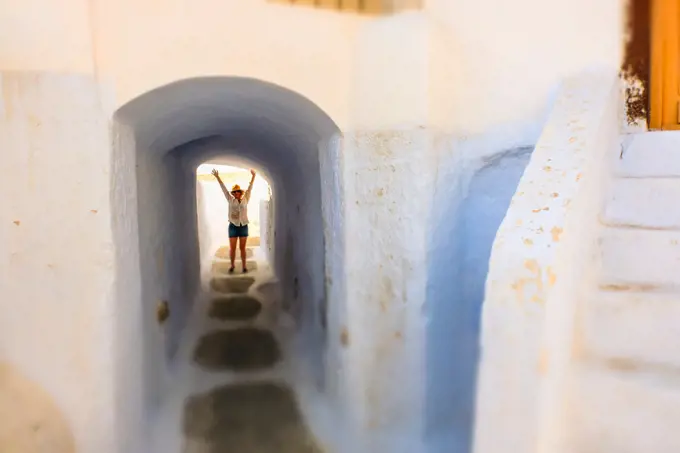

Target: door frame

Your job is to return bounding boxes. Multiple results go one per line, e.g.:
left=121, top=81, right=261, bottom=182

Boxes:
left=624, top=0, right=652, bottom=128
left=650, top=0, right=680, bottom=129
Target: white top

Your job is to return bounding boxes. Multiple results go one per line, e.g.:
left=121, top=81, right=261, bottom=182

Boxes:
left=227, top=188, right=252, bottom=226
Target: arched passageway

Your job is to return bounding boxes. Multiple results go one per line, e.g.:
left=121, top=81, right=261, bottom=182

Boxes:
left=109, top=77, right=342, bottom=452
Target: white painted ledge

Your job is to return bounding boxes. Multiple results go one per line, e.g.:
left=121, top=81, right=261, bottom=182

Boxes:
left=473, top=68, right=621, bottom=453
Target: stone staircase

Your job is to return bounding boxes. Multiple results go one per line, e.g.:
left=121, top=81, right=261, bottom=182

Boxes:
left=567, top=131, right=680, bottom=452
left=176, top=246, right=322, bottom=453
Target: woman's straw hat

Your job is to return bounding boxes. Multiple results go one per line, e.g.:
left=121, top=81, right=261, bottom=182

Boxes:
left=231, top=184, right=243, bottom=193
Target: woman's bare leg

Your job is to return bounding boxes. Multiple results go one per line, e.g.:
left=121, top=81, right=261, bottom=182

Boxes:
left=229, top=237, right=238, bottom=271
left=239, top=236, right=248, bottom=271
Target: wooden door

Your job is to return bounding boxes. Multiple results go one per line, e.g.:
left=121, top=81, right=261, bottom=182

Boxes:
left=651, top=0, right=680, bottom=129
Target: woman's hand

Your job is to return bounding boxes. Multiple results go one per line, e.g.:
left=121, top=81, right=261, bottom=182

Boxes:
left=250, top=169, right=256, bottom=176
left=212, top=169, right=220, bottom=178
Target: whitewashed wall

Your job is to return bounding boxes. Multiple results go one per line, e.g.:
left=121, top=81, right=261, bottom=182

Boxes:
left=424, top=0, right=624, bottom=139
left=474, top=69, right=621, bottom=453
left=0, top=73, right=119, bottom=453
left=0, top=1, right=627, bottom=452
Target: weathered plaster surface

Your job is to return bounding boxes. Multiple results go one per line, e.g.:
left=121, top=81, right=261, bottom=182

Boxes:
left=329, top=132, right=535, bottom=453
left=109, top=120, right=147, bottom=453
left=474, top=69, right=621, bottom=453
left=0, top=363, right=76, bottom=453
left=335, top=129, right=435, bottom=453
left=425, top=146, right=532, bottom=453
left=0, top=72, right=117, bottom=453
left=0, top=0, right=631, bottom=451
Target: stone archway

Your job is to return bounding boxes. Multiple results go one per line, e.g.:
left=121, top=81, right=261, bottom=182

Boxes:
left=109, top=76, right=344, bottom=451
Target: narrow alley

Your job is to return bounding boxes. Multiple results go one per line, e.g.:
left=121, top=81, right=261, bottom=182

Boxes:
left=149, top=244, right=325, bottom=453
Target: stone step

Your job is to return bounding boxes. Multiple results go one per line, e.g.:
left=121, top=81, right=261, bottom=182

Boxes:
left=210, top=276, right=255, bottom=294
left=580, top=290, right=680, bottom=369
left=208, top=295, right=262, bottom=321
left=596, top=227, right=680, bottom=292
left=215, top=246, right=255, bottom=260
left=212, top=260, right=258, bottom=274
left=193, top=327, right=280, bottom=372
left=568, top=362, right=680, bottom=453
left=601, top=177, right=680, bottom=229
left=183, top=381, right=322, bottom=453
left=617, top=131, right=680, bottom=178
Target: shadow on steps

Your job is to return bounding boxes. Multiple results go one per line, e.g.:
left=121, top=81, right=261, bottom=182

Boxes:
left=208, top=295, right=262, bottom=321
left=210, top=276, right=256, bottom=294
left=193, top=327, right=280, bottom=372
left=183, top=381, right=323, bottom=453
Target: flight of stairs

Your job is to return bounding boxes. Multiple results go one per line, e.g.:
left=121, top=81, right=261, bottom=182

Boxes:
left=152, top=245, right=323, bottom=453
left=566, top=132, right=680, bottom=452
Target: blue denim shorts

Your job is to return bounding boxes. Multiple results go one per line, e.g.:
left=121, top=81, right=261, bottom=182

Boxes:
left=228, top=222, right=249, bottom=238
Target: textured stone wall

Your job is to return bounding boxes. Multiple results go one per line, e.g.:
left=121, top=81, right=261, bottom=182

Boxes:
left=474, top=69, right=621, bottom=453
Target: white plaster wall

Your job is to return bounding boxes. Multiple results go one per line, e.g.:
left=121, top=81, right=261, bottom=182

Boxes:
left=260, top=198, right=274, bottom=264
left=0, top=0, right=624, bottom=151
left=318, top=134, right=348, bottom=433
left=90, top=0, right=361, bottom=128
left=1, top=0, right=626, bottom=143
left=316, top=126, right=532, bottom=453
left=0, top=0, right=630, bottom=451
left=474, top=69, right=621, bottom=453
left=195, top=180, right=212, bottom=278
left=425, top=145, right=533, bottom=453
left=0, top=73, right=118, bottom=453
left=109, top=120, right=147, bottom=453
left=0, top=0, right=94, bottom=72
left=135, top=145, right=178, bottom=364
left=425, top=0, right=625, bottom=139
left=196, top=179, right=230, bottom=272
left=336, top=130, right=438, bottom=453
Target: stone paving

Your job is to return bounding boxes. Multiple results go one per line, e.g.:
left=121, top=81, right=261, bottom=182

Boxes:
left=180, top=246, right=322, bottom=452
left=207, top=295, right=262, bottom=321
left=183, top=382, right=322, bottom=453
left=210, top=275, right=256, bottom=294
left=212, top=260, right=258, bottom=274
left=193, top=327, right=281, bottom=372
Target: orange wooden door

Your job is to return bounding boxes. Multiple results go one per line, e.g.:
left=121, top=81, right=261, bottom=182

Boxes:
left=651, top=0, right=680, bottom=129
